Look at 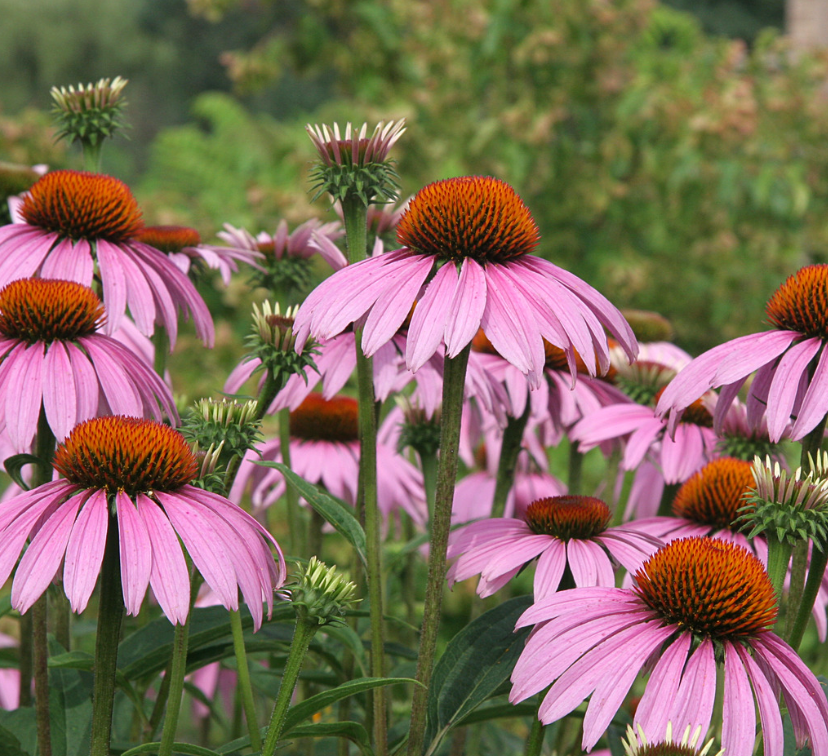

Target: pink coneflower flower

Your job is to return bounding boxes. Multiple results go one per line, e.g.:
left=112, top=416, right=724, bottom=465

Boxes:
left=0, top=279, right=177, bottom=451
left=447, top=495, right=661, bottom=599
left=657, top=265, right=828, bottom=442
left=135, top=225, right=263, bottom=286
left=0, top=417, right=285, bottom=628
left=571, top=391, right=718, bottom=485
left=230, top=394, right=427, bottom=526
left=510, top=537, right=828, bottom=755
left=294, top=176, right=637, bottom=387
left=0, top=170, right=213, bottom=346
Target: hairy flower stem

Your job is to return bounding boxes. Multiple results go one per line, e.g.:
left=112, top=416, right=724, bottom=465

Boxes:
left=157, top=613, right=191, bottom=756
left=152, top=327, right=169, bottom=380
left=421, top=452, right=438, bottom=519
left=524, top=711, right=545, bottom=756
left=262, top=618, right=318, bottom=756
left=567, top=441, right=583, bottom=496
left=766, top=533, right=793, bottom=626
left=18, top=613, right=32, bottom=707
left=279, top=408, right=303, bottom=557
left=33, top=408, right=57, bottom=756
left=790, top=546, right=828, bottom=650
left=491, top=403, right=531, bottom=519
left=784, top=541, right=809, bottom=641
left=82, top=142, right=104, bottom=173
left=341, top=197, right=369, bottom=264
left=656, top=482, right=681, bottom=517
left=229, top=609, right=262, bottom=750
left=89, top=518, right=124, bottom=756
left=408, top=344, right=472, bottom=756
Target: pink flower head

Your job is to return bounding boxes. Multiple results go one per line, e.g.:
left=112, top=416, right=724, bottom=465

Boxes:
left=294, top=176, right=637, bottom=388
left=135, top=224, right=264, bottom=286
left=0, top=170, right=213, bottom=346
left=510, top=537, right=828, bottom=754
left=571, top=392, right=718, bottom=485
left=657, top=265, right=828, bottom=442
left=447, top=495, right=661, bottom=599
left=0, top=417, right=285, bottom=628
left=0, top=279, right=177, bottom=452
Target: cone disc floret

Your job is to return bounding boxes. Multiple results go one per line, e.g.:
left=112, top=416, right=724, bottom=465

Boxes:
left=672, top=458, right=754, bottom=531
left=396, top=176, right=540, bottom=264
left=766, top=265, right=828, bottom=339
left=524, top=496, right=611, bottom=540
left=136, top=225, right=201, bottom=253
left=634, top=537, right=777, bottom=639
left=20, top=170, right=143, bottom=242
left=290, top=394, right=359, bottom=443
left=53, top=416, right=199, bottom=496
left=0, top=279, right=103, bottom=343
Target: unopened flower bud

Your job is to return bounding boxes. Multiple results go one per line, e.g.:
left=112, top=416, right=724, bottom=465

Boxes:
left=290, top=557, right=360, bottom=626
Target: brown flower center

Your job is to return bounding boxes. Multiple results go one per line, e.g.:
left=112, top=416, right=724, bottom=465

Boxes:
left=524, top=496, right=611, bottom=540
left=135, top=225, right=201, bottom=254
left=290, top=394, right=359, bottom=443
left=672, top=458, right=754, bottom=531
left=396, top=176, right=540, bottom=263
left=20, top=170, right=143, bottom=242
left=0, top=279, right=103, bottom=343
left=634, top=537, right=777, bottom=639
left=655, top=388, right=713, bottom=427
left=766, top=265, right=828, bottom=339
left=53, top=416, right=198, bottom=496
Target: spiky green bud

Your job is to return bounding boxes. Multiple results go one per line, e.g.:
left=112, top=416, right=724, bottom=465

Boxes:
left=50, top=77, right=129, bottom=148
left=289, top=557, right=360, bottom=627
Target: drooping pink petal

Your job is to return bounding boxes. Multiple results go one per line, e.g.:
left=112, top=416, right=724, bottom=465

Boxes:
left=634, top=632, right=691, bottom=738
left=117, top=491, right=153, bottom=617
left=792, top=344, right=828, bottom=440
left=42, top=341, right=77, bottom=442
left=65, top=342, right=101, bottom=421
left=136, top=494, right=191, bottom=625
left=63, top=489, right=108, bottom=613
left=721, top=642, right=756, bottom=756
left=714, top=330, right=798, bottom=385
left=764, top=337, right=820, bottom=443
left=533, top=539, right=567, bottom=599
left=733, top=643, right=783, bottom=755
left=81, top=338, right=142, bottom=416
left=5, top=343, right=44, bottom=452
left=566, top=539, right=614, bottom=587
left=13, top=496, right=83, bottom=613
left=39, top=237, right=94, bottom=284
left=95, top=239, right=130, bottom=334
left=670, top=638, right=717, bottom=740
left=444, top=259, right=487, bottom=359
left=406, top=262, right=458, bottom=372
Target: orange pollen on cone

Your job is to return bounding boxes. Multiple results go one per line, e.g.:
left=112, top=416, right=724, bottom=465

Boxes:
left=672, top=457, right=754, bottom=531
left=0, top=279, right=103, bottom=343
left=20, top=170, right=143, bottom=242
left=634, top=537, right=777, bottom=639
left=766, top=265, right=828, bottom=338
left=396, top=176, right=540, bottom=263
left=256, top=240, right=276, bottom=255
left=524, top=496, right=611, bottom=540
left=135, top=225, right=201, bottom=253
left=289, top=394, right=359, bottom=443
left=53, top=416, right=198, bottom=496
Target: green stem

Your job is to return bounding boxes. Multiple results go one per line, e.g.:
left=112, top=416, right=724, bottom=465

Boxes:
left=152, top=328, right=169, bottom=381
left=89, top=514, right=125, bottom=756
left=82, top=141, right=104, bottom=173
left=407, top=344, right=471, bottom=756
left=789, top=546, right=828, bottom=651
left=280, top=408, right=302, bottom=558
left=656, top=482, right=681, bottom=518
left=524, top=715, right=545, bottom=756
left=766, top=533, right=793, bottom=627
left=262, top=618, right=318, bottom=756
left=229, top=609, right=261, bottom=751
left=145, top=660, right=171, bottom=740
left=49, top=581, right=71, bottom=651
left=567, top=441, right=583, bottom=496
left=799, top=417, right=827, bottom=471
left=18, top=612, right=32, bottom=708
left=157, top=615, right=191, bottom=756
left=491, top=403, right=531, bottom=519
left=341, top=197, right=369, bottom=264
left=784, top=540, right=809, bottom=641
left=420, top=452, right=438, bottom=520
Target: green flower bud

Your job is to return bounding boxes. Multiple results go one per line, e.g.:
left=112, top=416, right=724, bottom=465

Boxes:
left=289, top=557, right=360, bottom=627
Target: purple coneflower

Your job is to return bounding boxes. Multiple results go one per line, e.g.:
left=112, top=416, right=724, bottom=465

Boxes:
left=447, top=495, right=660, bottom=599
left=657, top=265, right=828, bottom=442
left=135, top=225, right=264, bottom=286
left=0, top=170, right=213, bottom=346
left=510, top=537, right=828, bottom=755
left=0, top=416, right=285, bottom=628
left=294, top=176, right=637, bottom=387
left=0, top=278, right=177, bottom=451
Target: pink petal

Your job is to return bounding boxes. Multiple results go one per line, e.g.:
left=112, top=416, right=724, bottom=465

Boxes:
left=671, top=638, right=717, bottom=739
left=533, top=541, right=567, bottom=599
left=764, top=337, right=820, bottom=442
left=405, top=262, right=458, bottom=372
left=792, top=344, right=828, bottom=440
left=733, top=643, right=783, bottom=755
left=714, top=330, right=798, bottom=385
left=63, top=489, right=108, bottom=613
left=6, top=343, right=44, bottom=452
left=42, top=341, right=77, bottom=441
left=721, top=642, right=756, bottom=756
left=39, top=237, right=94, bottom=284
left=567, top=539, right=614, bottom=587
left=117, top=491, right=153, bottom=616
left=444, top=259, right=487, bottom=359
left=634, top=632, right=691, bottom=738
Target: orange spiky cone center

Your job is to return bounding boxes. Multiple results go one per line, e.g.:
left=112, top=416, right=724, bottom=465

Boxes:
left=672, top=457, right=754, bottom=531
left=766, top=265, right=828, bottom=339
left=0, top=279, right=103, bottom=342
left=136, top=225, right=201, bottom=254
left=634, top=537, right=777, bottom=639
left=53, top=416, right=198, bottom=496
left=290, top=394, right=359, bottom=443
left=20, top=170, right=143, bottom=242
left=524, top=496, right=611, bottom=540
left=396, top=176, right=540, bottom=263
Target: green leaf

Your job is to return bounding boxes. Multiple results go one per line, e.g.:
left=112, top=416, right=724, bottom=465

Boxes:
left=0, top=722, right=31, bottom=756
left=120, top=743, right=222, bottom=756
left=3, top=454, right=41, bottom=491
left=455, top=702, right=537, bottom=726
left=287, top=721, right=373, bottom=755
left=257, top=462, right=367, bottom=565
left=283, top=677, right=419, bottom=734
left=118, top=604, right=294, bottom=680
left=0, top=709, right=37, bottom=755
left=423, top=595, right=533, bottom=756
left=47, top=638, right=93, bottom=756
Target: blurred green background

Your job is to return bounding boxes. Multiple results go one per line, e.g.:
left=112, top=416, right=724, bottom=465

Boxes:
left=2, top=0, right=827, bottom=355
